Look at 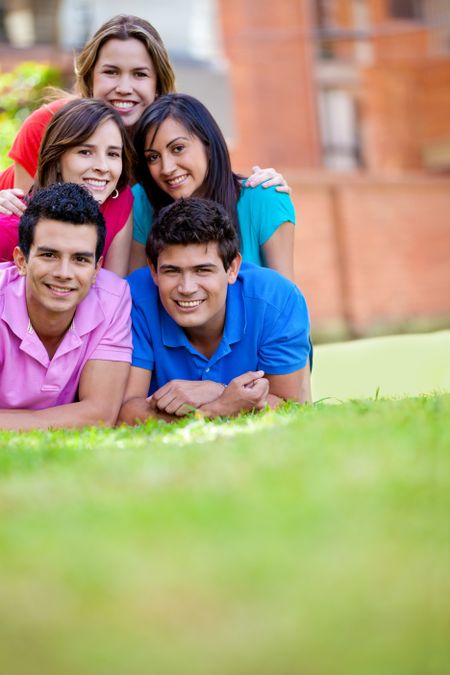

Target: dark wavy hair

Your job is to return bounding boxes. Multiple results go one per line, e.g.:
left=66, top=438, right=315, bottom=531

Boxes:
left=36, top=98, right=133, bottom=193
left=146, top=198, right=239, bottom=271
left=134, top=93, right=242, bottom=237
left=19, top=182, right=106, bottom=262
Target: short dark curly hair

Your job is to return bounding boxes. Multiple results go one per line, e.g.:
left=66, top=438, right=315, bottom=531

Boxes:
left=146, top=197, right=240, bottom=270
left=19, top=183, right=106, bottom=262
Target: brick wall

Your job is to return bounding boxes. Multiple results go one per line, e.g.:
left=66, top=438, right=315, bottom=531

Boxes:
left=289, top=172, right=450, bottom=338
left=361, top=59, right=450, bottom=171
left=218, top=0, right=321, bottom=173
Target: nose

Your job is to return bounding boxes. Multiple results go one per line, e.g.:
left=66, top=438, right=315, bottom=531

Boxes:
left=177, top=273, right=197, bottom=295
left=54, top=256, right=73, bottom=279
left=114, top=73, right=133, bottom=95
left=160, top=153, right=176, bottom=176
left=93, top=152, right=109, bottom=173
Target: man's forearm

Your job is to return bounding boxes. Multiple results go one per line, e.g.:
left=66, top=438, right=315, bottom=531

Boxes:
left=199, top=372, right=269, bottom=417
left=0, top=400, right=119, bottom=432
left=117, top=397, right=175, bottom=425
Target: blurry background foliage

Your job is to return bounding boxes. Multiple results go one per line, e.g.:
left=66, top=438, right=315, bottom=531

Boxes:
left=0, top=61, right=62, bottom=170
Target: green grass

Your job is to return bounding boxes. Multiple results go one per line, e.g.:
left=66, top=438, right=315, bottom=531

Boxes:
left=313, top=329, right=450, bottom=401
left=0, top=395, right=449, bottom=675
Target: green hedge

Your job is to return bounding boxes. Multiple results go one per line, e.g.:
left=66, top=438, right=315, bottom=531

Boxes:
left=0, top=61, right=62, bottom=171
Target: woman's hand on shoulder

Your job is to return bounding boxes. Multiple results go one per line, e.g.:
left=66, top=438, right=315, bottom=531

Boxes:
left=0, top=189, right=26, bottom=216
left=245, top=165, right=291, bottom=195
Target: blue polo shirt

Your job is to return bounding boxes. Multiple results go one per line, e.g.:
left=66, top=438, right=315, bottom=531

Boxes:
left=127, top=262, right=310, bottom=395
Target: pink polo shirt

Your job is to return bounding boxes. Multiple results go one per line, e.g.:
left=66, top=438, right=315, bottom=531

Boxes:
left=0, top=263, right=132, bottom=410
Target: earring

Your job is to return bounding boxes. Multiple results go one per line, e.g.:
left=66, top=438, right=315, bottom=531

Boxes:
left=112, top=189, right=119, bottom=199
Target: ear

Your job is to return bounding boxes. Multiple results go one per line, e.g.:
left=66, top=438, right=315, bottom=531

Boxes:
left=226, top=253, right=242, bottom=285
left=148, top=259, right=159, bottom=287
left=13, top=246, right=27, bottom=275
left=91, top=256, right=103, bottom=285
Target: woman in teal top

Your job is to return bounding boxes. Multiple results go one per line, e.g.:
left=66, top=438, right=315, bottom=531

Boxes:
left=130, top=94, right=296, bottom=278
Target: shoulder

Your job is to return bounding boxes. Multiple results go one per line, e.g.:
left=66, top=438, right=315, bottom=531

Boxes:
left=237, top=184, right=295, bottom=231
left=238, top=262, right=305, bottom=310
left=238, top=182, right=293, bottom=208
left=0, top=262, right=20, bottom=289
left=21, top=98, right=69, bottom=128
left=0, top=263, right=21, bottom=312
left=127, top=266, right=156, bottom=299
left=0, top=210, right=20, bottom=228
left=132, top=184, right=153, bottom=213
left=92, top=268, right=131, bottom=304
left=132, top=183, right=146, bottom=200
left=101, top=185, right=133, bottom=218
left=127, top=268, right=159, bottom=325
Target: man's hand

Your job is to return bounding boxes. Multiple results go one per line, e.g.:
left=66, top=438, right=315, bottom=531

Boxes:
left=0, top=189, right=26, bottom=216
left=200, top=371, right=269, bottom=417
left=148, top=379, right=226, bottom=416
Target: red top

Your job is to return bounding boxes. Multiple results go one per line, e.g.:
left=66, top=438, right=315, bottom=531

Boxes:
left=0, top=99, right=69, bottom=189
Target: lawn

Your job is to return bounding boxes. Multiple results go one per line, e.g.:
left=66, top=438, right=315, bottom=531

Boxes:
left=0, top=392, right=448, bottom=675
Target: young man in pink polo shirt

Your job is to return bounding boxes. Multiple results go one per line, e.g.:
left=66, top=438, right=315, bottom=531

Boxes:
left=0, top=183, right=132, bottom=430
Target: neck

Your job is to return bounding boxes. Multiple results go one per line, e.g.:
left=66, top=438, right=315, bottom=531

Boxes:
left=184, top=318, right=224, bottom=360
left=28, top=308, right=75, bottom=359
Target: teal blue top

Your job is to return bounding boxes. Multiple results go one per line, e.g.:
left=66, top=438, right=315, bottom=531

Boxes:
left=132, top=182, right=296, bottom=267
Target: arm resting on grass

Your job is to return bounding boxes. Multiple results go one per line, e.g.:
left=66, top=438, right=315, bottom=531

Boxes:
left=118, top=368, right=271, bottom=423
left=0, top=359, right=130, bottom=431
left=148, top=379, right=226, bottom=417
left=118, top=366, right=167, bottom=424
left=199, top=371, right=269, bottom=417
left=265, top=362, right=312, bottom=407
left=118, top=367, right=226, bottom=423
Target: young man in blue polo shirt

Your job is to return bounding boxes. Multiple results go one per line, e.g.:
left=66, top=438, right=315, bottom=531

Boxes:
left=119, top=198, right=311, bottom=423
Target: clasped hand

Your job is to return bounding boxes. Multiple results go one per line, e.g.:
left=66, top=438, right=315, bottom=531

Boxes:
left=147, top=371, right=269, bottom=418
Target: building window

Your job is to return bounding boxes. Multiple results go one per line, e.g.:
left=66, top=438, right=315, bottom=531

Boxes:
left=388, top=0, right=424, bottom=20
left=318, top=88, right=362, bottom=170
left=0, top=3, right=7, bottom=42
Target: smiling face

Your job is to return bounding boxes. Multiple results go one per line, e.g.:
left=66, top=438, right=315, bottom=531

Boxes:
left=92, top=38, right=158, bottom=128
left=150, top=242, right=240, bottom=343
left=58, top=118, right=122, bottom=204
left=14, top=218, right=101, bottom=329
left=145, top=117, right=209, bottom=199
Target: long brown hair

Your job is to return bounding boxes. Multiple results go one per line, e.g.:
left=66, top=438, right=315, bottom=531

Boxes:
left=74, top=14, right=176, bottom=99
left=36, top=98, right=133, bottom=192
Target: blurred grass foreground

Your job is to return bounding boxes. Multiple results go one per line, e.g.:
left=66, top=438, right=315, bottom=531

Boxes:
left=0, top=331, right=449, bottom=675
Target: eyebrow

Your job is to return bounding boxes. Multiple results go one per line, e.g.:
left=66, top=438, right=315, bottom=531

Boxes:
left=159, top=263, right=218, bottom=271
left=36, top=246, right=95, bottom=259
left=101, top=63, right=152, bottom=72
left=145, top=136, right=190, bottom=153
left=77, top=143, right=122, bottom=151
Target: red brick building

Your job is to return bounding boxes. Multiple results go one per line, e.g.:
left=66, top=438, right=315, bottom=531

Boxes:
left=219, top=0, right=450, bottom=338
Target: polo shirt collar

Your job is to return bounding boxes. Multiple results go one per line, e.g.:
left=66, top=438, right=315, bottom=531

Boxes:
left=159, top=279, right=246, bottom=357
left=2, top=271, right=106, bottom=364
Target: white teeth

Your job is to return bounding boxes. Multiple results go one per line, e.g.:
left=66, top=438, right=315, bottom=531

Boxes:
left=85, top=179, right=107, bottom=188
left=167, top=175, right=188, bottom=186
left=49, top=285, right=71, bottom=293
left=111, top=101, right=134, bottom=109
left=177, top=300, right=202, bottom=308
